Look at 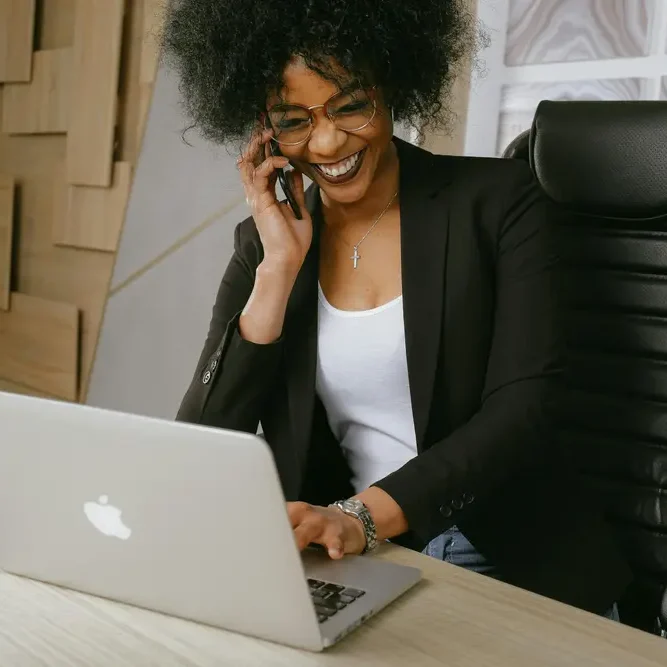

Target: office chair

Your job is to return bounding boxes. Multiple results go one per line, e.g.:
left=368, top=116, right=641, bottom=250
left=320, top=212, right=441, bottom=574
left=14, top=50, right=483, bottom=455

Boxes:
left=503, top=100, right=667, bottom=634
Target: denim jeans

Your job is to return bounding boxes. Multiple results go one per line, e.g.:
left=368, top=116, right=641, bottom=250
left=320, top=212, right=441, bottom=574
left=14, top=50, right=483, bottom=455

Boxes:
left=423, top=526, right=620, bottom=622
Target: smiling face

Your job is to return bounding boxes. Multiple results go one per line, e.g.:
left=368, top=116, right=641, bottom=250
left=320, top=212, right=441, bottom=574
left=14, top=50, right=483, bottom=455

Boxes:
left=266, top=59, right=395, bottom=206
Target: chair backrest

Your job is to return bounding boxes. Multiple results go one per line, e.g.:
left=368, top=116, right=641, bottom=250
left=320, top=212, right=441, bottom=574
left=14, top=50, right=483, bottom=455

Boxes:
left=505, top=100, right=667, bottom=632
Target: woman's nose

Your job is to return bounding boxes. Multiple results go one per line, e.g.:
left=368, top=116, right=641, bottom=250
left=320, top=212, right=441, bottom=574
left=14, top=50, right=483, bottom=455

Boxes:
left=306, top=116, right=348, bottom=159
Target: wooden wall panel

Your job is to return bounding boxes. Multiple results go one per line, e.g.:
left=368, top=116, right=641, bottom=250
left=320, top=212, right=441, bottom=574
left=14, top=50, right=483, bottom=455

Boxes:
left=0, top=0, right=37, bottom=82
left=2, top=154, right=115, bottom=399
left=1, top=49, right=71, bottom=134
left=0, top=378, right=51, bottom=398
left=0, top=174, right=15, bottom=311
left=54, top=162, right=132, bottom=251
left=37, top=0, right=76, bottom=50
left=0, top=0, right=161, bottom=404
left=0, top=292, right=78, bottom=400
left=66, top=0, right=125, bottom=187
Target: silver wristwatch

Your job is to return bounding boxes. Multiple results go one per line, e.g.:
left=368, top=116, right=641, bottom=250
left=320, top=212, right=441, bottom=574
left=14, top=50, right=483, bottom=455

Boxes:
left=330, top=498, right=378, bottom=554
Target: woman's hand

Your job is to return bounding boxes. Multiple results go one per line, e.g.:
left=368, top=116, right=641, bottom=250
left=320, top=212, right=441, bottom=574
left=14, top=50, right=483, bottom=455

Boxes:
left=288, top=502, right=367, bottom=559
left=238, top=129, right=313, bottom=274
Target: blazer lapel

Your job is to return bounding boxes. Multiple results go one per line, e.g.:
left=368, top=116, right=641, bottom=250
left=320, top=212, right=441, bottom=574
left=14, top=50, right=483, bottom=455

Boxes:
left=396, top=139, right=454, bottom=449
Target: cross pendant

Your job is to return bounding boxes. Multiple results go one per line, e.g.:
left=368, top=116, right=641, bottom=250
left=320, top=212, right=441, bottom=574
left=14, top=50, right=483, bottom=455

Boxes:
left=351, top=246, right=361, bottom=269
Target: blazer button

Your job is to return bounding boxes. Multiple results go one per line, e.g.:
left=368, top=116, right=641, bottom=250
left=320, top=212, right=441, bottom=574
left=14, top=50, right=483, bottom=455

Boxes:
left=439, top=505, right=453, bottom=518
left=202, top=370, right=212, bottom=385
left=451, top=499, right=464, bottom=510
left=463, top=493, right=475, bottom=504
left=210, top=359, right=218, bottom=372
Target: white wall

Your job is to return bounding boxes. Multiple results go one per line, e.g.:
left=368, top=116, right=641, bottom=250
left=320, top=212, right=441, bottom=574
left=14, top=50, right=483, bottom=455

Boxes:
left=466, top=0, right=667, bottom=157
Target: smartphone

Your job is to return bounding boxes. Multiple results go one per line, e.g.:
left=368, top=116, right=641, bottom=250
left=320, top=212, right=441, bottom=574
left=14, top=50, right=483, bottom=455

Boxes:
left=269, top=142, right=303, bottom=220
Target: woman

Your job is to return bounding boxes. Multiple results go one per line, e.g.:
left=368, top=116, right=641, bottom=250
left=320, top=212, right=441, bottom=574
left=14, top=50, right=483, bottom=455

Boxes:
left=164, top=0, right=632, bottom=617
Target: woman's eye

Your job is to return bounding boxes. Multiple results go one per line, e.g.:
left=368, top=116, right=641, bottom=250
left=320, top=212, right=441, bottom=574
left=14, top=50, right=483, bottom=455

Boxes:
left=337, top=102, right=369, bottom=114
left=275, top=117, right=309, bottom=130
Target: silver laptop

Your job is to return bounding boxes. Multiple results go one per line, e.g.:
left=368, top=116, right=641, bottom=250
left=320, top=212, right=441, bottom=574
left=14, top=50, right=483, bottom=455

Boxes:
left=0, top=391, right=421, bottom=651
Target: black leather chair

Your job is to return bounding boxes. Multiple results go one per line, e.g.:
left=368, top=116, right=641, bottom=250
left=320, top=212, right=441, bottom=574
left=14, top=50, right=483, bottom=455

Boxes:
left=502, top=100, right=667, bottom=634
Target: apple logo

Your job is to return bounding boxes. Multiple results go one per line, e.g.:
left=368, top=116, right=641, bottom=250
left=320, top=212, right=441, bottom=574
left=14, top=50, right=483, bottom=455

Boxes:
left=83, top=495, right=132, bottom=540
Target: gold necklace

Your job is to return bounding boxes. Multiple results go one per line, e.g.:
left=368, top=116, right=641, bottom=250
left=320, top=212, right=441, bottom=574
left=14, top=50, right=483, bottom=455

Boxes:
left=349, top=191, right=398, bottom=269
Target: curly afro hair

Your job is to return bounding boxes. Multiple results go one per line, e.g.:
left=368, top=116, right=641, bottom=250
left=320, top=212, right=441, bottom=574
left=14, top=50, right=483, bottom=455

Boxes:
left=161, top=0, right=480, bottom=146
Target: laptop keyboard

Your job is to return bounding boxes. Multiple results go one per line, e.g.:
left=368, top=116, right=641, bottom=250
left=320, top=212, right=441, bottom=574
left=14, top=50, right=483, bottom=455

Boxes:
left=308, top=578, right=366, bottom=623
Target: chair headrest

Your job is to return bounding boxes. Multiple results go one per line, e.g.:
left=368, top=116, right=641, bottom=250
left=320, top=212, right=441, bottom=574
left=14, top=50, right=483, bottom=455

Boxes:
left=530, top=100, right=667, bottom=219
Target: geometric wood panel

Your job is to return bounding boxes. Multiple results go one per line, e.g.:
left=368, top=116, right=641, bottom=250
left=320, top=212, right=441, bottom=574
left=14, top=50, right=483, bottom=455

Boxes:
left=0, top=292, right=79, bottom=400
left=0, top=0, right=37, bottom=82
left=53, top=162, right=132, bottom=252
left=1, top=49, right=72, bottom=134
left=66, top=0, right=124, bottom=187
left=0, top=0, right=161, bottom=406
left=0, top=377, right=50, bottom=397
left=38, top=0, right=76, bottom=50
left=506, top=0, right=655, bottom=66
left=0, top=174, right=15, bottom=311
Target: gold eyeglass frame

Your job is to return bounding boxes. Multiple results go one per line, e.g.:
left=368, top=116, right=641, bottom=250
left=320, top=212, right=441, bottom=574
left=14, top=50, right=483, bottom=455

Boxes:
left=266, top=86, right=379, bottom=147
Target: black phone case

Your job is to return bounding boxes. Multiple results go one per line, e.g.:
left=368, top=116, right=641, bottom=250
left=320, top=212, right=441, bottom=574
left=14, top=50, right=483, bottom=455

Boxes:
left=270, top=143, right=303, bottom=220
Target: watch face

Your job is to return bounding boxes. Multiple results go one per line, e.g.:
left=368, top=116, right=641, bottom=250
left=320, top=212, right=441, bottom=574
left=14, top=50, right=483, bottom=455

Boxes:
left=343, top=499, right=364, bottom=513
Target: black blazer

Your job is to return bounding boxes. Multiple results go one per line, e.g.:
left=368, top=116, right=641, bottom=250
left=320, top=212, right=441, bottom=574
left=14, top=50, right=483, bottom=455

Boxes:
left=177, top=138, right=632, bottom=613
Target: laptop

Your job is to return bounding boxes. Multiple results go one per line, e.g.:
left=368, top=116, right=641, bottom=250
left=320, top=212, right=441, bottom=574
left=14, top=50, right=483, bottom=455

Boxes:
left=0, top=391, right=421, bottom=651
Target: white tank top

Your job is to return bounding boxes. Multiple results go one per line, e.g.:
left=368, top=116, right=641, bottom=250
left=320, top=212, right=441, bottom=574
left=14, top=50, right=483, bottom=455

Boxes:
left=315, top=284, right=418, bottom=494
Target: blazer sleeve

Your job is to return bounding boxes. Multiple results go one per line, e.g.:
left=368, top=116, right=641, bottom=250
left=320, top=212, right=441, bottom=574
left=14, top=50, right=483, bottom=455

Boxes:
left=373, top=164, right=564, bottom=545
left=176, top=220, right=283, bottom=433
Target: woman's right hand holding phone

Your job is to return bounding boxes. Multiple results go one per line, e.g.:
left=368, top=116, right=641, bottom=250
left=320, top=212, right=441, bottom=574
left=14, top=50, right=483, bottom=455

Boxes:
left=238, top=129, right=312, bottom=275
left=236, top=129, right=313, bottom=344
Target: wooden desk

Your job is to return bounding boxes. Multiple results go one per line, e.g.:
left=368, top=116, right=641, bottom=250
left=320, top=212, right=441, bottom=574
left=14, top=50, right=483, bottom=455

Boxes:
left=0, top=544, right=664, bottom=666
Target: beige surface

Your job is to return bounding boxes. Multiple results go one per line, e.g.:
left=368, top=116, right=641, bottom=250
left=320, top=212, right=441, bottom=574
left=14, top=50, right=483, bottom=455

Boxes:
left=1, top=49, right=72, bottom=134
left=0, top=174, right=14, bottom=310
left=0, top=544, right=664, bottom=666
left=0, top=0, right=36, bottom=82
left=54, top=162, right=132, bottom=251
left=66, top=0, right=125, bottom=186
left=0, top=292, right=79, bottom=399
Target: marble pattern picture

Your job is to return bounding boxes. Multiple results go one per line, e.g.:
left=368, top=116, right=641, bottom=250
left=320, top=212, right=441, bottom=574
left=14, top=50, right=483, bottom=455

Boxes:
left=506, top=0, right=654, bottom=66
left=496, top=78, right=652, bottom=155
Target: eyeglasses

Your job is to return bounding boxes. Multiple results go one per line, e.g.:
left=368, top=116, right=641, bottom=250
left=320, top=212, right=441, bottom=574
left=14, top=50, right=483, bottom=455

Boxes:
left=265, top=87, right=378, bottom=146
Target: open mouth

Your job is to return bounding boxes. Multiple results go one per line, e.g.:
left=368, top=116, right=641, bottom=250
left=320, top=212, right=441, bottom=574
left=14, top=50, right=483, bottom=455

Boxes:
left=312, top=148, right=366, bottom=185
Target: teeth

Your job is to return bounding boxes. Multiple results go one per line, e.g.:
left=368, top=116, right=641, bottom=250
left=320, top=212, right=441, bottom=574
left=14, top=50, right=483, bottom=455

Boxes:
left=319, top=151, right=361, bottom=178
